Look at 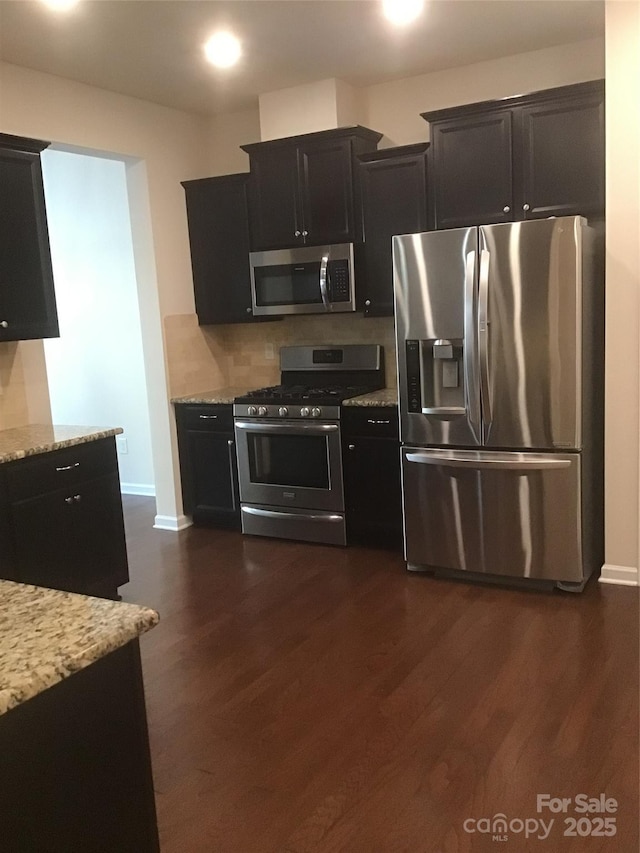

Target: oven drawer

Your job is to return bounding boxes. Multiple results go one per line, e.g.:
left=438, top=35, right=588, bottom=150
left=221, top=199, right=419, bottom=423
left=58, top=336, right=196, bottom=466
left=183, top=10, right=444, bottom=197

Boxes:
left=241, top=504, right=346, bottom=546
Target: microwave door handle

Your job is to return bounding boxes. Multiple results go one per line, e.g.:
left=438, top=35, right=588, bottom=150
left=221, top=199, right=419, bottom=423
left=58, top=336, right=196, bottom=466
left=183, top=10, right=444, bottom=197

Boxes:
left=319, top=254, right=330, bottom=311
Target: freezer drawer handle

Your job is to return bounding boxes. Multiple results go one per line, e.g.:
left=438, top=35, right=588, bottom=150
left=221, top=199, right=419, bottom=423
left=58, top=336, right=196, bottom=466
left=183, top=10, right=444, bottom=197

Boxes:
left=242, top=507, right=342, bottom=523
left=405, top=453, right=571, bottom=470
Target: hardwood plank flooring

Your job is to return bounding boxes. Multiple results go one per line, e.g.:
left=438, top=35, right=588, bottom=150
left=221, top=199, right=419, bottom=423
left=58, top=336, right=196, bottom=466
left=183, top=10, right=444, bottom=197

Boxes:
left=120, top=496, right=639, bottom=853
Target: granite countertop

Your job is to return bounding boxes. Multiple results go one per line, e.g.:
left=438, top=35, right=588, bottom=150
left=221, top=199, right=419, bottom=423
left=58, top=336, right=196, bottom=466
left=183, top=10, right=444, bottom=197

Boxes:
left=0, top=425, right=123, bottom=465
left=343, top=388, right=398, bottom=407
left=171, top=386, right=255, bottom=405
left=0, top=580, right=159, bottom=716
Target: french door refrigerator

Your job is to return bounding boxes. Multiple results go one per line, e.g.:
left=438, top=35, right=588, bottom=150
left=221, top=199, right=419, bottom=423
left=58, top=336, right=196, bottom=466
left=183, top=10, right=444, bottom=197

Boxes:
left=393, top=216, right=603, bottom=591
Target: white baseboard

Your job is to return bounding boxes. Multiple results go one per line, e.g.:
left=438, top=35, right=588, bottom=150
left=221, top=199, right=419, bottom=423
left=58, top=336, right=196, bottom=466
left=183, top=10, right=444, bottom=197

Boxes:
left=153, top=514, right=192, bottom=532
left=599, top=564, right=639, bottom=587
left=120, top=483, right=156, bottom=497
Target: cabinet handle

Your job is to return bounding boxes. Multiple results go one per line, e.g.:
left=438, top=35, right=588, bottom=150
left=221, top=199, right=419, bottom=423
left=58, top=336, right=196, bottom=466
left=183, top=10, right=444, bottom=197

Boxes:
left=348, top=444, right=355, bottom=450
left=294, top=230, right=301, bottom=237
left=64, top=496, right=74, bottom=504
left=302, top=230, right=308, bottom=237
left=227, top=439, right=234, bottom=446
left=523, top=203, right=530, bottom=212
left=56, top=462, right=80, bottom=472
left=246, top=307, right=252, bottom=314
left=74, top=494, right=82, bottom=502
left=364, top=300, right=371, bottom=307
left=199, top=414, right=218, bottom=419
left=367, top=419, right=391, bottom=425
left=503, top=206, right=510, bottom=213
left=0, top=321, right=8, bottom=329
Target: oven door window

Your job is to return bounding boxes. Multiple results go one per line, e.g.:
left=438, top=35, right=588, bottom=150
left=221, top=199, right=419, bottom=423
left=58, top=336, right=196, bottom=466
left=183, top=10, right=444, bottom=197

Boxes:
left=247, top=432, right=329, bottom=489
left=253, top=263, right=322, bottom=308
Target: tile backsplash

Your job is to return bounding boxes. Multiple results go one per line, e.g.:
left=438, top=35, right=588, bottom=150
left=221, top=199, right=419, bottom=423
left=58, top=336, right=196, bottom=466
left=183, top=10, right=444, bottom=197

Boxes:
left=165, top=312, right=397, bottom=397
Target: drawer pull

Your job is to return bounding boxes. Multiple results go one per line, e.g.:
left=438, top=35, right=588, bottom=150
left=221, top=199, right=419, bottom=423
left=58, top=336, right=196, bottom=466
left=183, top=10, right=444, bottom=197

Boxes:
left=56, top=462, right=81, bottom=472
left=199, top=414, right=218, bottom=419
left=367, top=419, right=391, bottom=425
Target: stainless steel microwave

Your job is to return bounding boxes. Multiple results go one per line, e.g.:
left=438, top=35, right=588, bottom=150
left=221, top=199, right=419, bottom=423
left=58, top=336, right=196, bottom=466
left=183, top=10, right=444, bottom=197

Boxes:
left=249, top=243, right=356, bottom=316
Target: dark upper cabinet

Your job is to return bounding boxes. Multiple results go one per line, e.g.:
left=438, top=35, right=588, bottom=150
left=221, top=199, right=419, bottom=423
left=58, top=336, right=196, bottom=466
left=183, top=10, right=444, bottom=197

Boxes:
left=241, top=126, right=382, bottom=251
left=175, top=404, right=240, bottom=529
left=422, top=80, right=605, bottom=229
left=182, top=173, right=263, bottom=325
left=0, top=133, right=59, bottom=342
left=428, top=111, right=513, bottom=229
left=356, top=143, right=430, bottom=316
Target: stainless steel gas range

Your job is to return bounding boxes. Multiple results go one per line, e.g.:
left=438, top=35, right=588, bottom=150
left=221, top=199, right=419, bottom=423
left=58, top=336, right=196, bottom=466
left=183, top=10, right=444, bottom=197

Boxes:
left=233, top=344, right=385, bottom=545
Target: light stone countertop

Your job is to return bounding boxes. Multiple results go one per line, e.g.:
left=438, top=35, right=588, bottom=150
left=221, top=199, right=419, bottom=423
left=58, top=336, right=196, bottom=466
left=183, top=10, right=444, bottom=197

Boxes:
left=0, top=424, right=123, bottom=465
left=343, top=388, right=399, bottom=407
left=0, top=580, right=159, bottom=716
left=171, top=386, right=255, bottom=405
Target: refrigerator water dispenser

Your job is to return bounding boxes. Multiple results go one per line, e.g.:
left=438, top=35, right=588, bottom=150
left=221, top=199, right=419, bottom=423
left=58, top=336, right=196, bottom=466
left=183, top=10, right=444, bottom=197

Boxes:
left=406, top=339, right=465, bottom=416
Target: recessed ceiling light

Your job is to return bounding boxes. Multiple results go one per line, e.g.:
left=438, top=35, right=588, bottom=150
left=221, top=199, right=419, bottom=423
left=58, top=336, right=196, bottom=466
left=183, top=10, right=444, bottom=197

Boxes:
left=382, top=0, right=425, bottom=26
left=40, top=0, right=80, bottom=11
left=204, top=31, right=242, bottom=69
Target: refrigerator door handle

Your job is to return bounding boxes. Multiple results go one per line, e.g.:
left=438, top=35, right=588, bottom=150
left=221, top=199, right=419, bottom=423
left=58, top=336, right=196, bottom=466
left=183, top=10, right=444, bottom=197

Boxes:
left=405, top=451, right=571, bottom=470
left=464, top=250, right=481, bottom=440
left=478, top=248, right=492, bottom=429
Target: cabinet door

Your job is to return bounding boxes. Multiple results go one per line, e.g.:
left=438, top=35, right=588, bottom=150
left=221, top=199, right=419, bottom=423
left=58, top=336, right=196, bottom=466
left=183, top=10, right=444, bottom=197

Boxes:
left=9, top=473, right=128, bottom=597
left=344, top=436, right=402, bottom=548
left=517, top=91, right=605, bottom=219
left=178, top=423, right=240, bottom=528
left=358, top=149, right=429, bottom=316
left=430, top=110, right=514, bottom=229
left=0, top=146, right=59, bottom=341
left=247, top=146, right=300, bottom=250
left=183, top=174, right=258, bottom=324
left=298, top=138, right=355, bottom=245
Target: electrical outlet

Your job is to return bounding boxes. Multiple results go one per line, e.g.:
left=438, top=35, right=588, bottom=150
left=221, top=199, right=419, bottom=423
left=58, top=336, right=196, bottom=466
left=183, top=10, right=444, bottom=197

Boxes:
left=265, top=343, right=275, bottom=361
left=116, top=435, right=128, bottom=455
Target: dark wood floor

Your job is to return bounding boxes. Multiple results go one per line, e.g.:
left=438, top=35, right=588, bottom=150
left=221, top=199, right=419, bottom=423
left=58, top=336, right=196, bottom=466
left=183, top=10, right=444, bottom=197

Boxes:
left=120, top=496, right=639, bottom=853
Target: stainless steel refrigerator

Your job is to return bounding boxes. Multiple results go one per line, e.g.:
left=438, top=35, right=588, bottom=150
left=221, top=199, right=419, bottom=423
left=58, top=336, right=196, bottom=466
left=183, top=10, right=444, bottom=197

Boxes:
left=393, top=216, right=603, bottom=591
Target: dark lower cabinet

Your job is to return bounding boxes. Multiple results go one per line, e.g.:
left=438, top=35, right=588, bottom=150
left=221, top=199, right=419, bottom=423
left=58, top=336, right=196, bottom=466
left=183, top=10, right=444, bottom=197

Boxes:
left=342, top=406, right=402, bottom=549
left=423, top=80, right=605, bottom=229
left=0, top=437, right=129, bottom=599
left=0, top=133, right=59, bottom=342
left=175, top=404, right=240, bottom=528
left=0, top=639, right=159, bottom=853
left=357, top=143, right=430, bottom=316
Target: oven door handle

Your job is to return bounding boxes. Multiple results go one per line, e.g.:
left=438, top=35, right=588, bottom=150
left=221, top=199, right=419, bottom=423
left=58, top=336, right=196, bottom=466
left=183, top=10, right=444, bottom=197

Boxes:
left=242, top=506, right=343, bottom=523
left=234, top=421, right=339, bottom=434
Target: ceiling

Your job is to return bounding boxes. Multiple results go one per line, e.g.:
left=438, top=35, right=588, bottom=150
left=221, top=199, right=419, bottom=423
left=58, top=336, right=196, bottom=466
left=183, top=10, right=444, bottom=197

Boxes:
left=0, top=0, right=604, bottom=117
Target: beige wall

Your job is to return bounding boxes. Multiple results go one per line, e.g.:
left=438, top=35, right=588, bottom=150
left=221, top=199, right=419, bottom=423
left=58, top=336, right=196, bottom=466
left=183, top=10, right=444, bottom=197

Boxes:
left=365, top=37, right=604, bottom=145
left=602, top=1, right=640, bottom=580
left=0, top=60, right=209, bottom=525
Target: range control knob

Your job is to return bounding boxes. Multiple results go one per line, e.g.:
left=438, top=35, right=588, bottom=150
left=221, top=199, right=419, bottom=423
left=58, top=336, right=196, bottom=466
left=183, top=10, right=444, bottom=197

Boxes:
left=247, top=405, right=257, bottom=416
left=311, top=407, right=322, bottom=418
left=300, top=406, right=310, bottom=417
left=258, top=406, right=268, bottom=417
left=278, top=406, right=289, bottom=418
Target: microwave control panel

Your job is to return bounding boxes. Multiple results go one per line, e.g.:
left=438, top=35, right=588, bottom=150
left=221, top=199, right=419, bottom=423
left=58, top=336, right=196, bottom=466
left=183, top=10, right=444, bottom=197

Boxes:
left=328, top=260, right=350, bottom=302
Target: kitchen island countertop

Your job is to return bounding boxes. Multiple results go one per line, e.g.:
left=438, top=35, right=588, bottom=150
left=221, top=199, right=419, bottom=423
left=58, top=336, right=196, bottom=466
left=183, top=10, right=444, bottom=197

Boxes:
left=0, top=580, right=158, bottom=716
left=343, top=388, right=398, bottom=407
left=0, top=424, right=123, bottom=465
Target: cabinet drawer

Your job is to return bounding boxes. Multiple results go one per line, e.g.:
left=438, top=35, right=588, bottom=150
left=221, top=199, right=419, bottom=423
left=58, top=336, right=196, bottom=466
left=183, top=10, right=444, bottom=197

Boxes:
left=177, top=404, right=234, bottom=433
left=342, top=406, right=399, bottom=439
left=4, top=438, right=117, bottom=502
